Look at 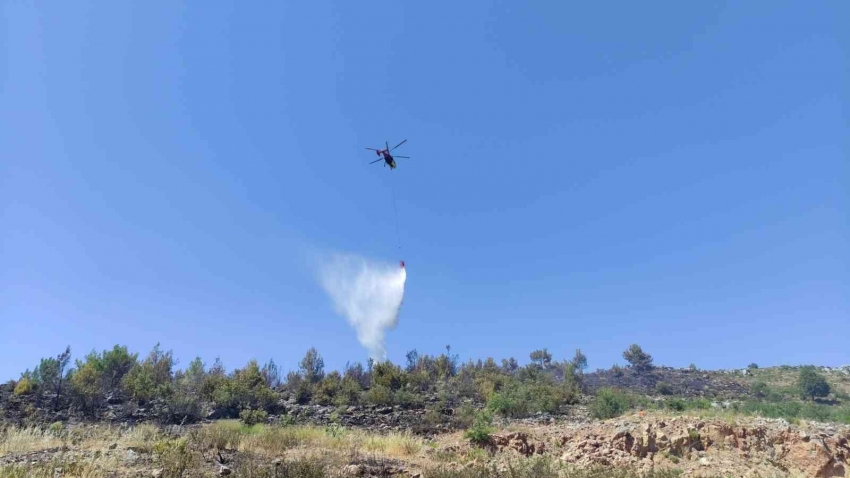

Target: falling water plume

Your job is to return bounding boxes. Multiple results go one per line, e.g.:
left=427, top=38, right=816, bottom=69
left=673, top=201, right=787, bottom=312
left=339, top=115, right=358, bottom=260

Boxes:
left=319, top=253, right=407, bottom=360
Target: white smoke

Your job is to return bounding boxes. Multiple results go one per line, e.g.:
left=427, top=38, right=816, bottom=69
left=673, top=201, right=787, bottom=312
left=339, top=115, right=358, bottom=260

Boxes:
left=318, top=253, right=407, bottom=360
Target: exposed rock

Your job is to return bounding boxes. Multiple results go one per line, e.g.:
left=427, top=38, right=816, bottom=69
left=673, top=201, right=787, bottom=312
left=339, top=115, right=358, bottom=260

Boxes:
left=549, top=414, right=850, bottom=477
left=343, top=464, right=365, bottom=476
left=124, top=449, right=139, bottom=463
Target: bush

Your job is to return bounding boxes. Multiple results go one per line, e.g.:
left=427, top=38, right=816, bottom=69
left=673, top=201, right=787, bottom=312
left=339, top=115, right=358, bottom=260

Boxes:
left=453, top=403, right=477, bottom=429
left=654, top=382, right=673, bottom=395
left=152, top=438, right=195, bottom=477
left=70, top=359, right=104, bottom=412
left=751, top=381, right=769, bottom=399
left=372, top=361, right=406, bottom=391
left=313, top=372, right=342, bottom=406
left=798, top=366, right=830, bottom=401
left=366, top=384, right=393, bottom=406
left=464, top=410, right=494, bottom=445
left=486, top=376, right=574, bottom=418
left=394, top=389, right=424, bottom=409
left=13, top=377, right=33, bottom=396
left=239, top=408, right=269, bottom=426
left=48, top=421, right=65, bottom=437
left=611, top=364, right=624, bottom=377
left=123, top=344, right=174, bottom=404
left=665, top=398, right=686, bottom=411
left=591, top=388, right=632, bottom=419
left=30, top=346, right=72, bottom=408
left=487, top=386, right=529, bottom=418
left=100, top=345, right=139, bottom=395
left=622, top=344, right=653, bottom=372
left=748, top=363, right=759, bottom=370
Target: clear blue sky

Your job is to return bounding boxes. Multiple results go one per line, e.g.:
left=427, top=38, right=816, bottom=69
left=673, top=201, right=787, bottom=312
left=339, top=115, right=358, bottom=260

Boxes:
left=2, top=2, right=847, bottom=380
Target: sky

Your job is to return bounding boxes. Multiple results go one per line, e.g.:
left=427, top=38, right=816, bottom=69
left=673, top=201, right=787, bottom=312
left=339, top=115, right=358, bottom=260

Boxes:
left=1, top=1, right=848, bottom=380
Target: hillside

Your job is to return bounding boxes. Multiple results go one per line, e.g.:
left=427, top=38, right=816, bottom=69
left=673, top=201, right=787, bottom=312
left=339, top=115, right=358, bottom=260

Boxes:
left=2, top=344, right=849, bottom=477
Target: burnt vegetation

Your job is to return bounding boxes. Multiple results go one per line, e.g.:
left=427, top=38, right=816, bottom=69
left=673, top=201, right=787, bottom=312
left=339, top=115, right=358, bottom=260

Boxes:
left=2, top=343, right=849, bottom=429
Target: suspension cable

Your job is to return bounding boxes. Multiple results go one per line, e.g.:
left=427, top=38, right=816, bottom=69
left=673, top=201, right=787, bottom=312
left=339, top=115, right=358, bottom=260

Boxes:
left=390, top=179, right=401, bottom=252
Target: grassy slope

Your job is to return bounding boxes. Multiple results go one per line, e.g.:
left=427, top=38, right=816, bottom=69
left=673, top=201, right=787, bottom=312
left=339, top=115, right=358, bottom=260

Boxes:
left=737, top=366, right=850, bottom=397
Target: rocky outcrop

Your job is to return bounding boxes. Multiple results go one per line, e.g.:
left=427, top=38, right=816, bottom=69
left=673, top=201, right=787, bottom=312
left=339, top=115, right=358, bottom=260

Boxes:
left=554, top=415, right=850, bottom=477
left=488, top=432, right=546, bottom=457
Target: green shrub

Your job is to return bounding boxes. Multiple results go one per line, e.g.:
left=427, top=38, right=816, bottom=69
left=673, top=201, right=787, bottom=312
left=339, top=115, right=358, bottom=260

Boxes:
left=748, top=363, right=759, bottom=370
left=70, top=357, right=106, bottom=412
left=279, top=414, right=296, bottom=427
left=654, top=382, right=673, bottom=395
left=453, top=403, right=477, bottom=429
left=366, top=384, right=393, bottom=406
left=13, top=377, right=33, bottom=396
left=464, top=410, right=494, bottom=445
left=487, top=387, right=529, bottom=418
left=153, top=438, right=195, bottom=477
left=292, top=379, right=313, bottom=405
left=239, top=408, right=269, bottom=426
left=313, top=372, right=342, bottom=406
left=486, top=376, right=574, bottom=418
left=48, top=421, right=65, bottom=437
left=751, top=381, right=769, bottom=398
left=665, top=398, right=686, bottom=411
left=123, top=344, right=174, bottom=404
left=394, top=389, right=424, bottom=409
left=372, top=361, right=406, bottom=391
left=688, top=429, right=700, bottom=444
left=333, top=377, right=361, bottom=406
left=798, top=367, right=830, bottom=400
left=591, top=388, right=632, bottom=419
left=72, top=345, right=139, bottom=407
left=204, top=360, right=278, bottom=416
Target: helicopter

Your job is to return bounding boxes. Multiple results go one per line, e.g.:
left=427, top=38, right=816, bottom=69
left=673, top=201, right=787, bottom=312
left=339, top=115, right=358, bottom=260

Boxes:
left=367, top=139, right=409, bottom=169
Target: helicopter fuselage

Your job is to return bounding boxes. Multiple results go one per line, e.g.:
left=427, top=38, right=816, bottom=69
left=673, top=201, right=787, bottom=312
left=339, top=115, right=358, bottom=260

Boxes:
left=381, top=152, right=397, bottom=169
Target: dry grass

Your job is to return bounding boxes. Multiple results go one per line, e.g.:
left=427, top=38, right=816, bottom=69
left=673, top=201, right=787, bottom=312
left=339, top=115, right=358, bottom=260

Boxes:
left=191, top=420, right=423, bottom=460
left=0, top=426, right=64, bottom=455
left=0, top=461, right=107, bottom=478
left=0, top=422, right=170, bottom=457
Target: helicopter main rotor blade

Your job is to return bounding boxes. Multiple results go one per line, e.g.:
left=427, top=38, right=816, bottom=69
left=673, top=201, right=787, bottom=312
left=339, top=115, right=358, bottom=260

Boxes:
left=391, top=139, right=407, bottom=151
left=369, top=158, right=384, bottom=164
left=365, top=147, right=380, bottom=151
left=394, top=155, right=410, bottom=159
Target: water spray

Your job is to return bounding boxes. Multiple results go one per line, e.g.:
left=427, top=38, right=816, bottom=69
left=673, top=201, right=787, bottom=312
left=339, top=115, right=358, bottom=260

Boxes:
left=319, top=254, right=407, bottom=360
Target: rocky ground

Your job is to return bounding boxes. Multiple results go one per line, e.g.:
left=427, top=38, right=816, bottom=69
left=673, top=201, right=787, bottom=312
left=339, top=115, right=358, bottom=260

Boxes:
left=473, top=413, right=850, bottom=477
